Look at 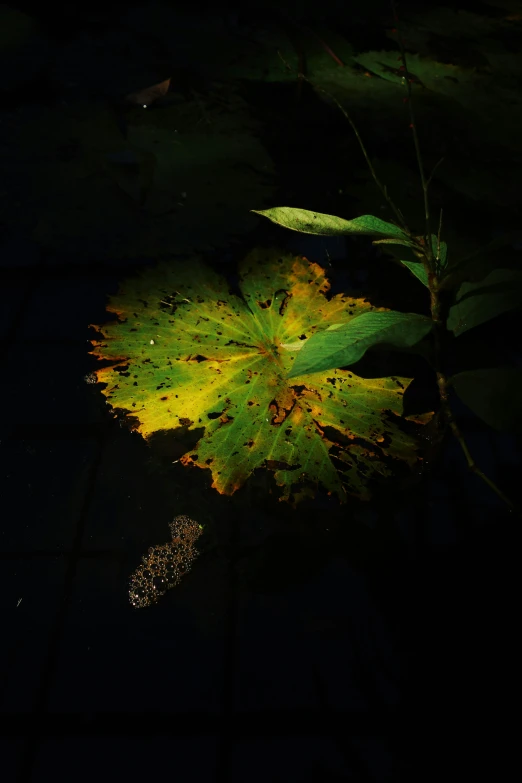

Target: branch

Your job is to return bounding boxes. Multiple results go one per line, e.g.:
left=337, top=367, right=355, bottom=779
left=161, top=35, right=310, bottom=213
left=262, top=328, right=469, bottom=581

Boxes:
left=276, top=51, right=411, bottom=236
left=390, top=2, right=518, bottom=515
left=278, top=11, right=518, bottom=515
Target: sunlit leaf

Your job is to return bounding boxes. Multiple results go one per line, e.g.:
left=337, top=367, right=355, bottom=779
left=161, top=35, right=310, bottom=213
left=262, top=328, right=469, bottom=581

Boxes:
left=252, top=207, right=410, bottom=240
left=447, top=268, right=522, bottom=336
left=288, top=311, right=433, bottom=377
left=449, top=367, right=522, bottom=433
left=89, top=248, right=433, bottom=503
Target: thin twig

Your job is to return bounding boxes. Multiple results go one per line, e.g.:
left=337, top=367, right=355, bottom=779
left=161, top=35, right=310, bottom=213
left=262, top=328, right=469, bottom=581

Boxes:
left=436, top=208, right=443, bottom=262
left=277, top=50, right=412, bottom=237
left=276, top=6, right=518, bottom=514
left=391, top=0, right=432, bottom=261
left=426, top=156, right=445, bottom=189
left=389, top=1, right=517, bottom=514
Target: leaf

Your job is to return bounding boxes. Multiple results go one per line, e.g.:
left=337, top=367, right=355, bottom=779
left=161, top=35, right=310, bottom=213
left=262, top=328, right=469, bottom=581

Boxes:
left=447, top=268, right=522, bottom=336
left=89, top=248, right=433, bottom=503
left=125, top=78, right=171, bottom=108
left=398, top=260, right=429, bottom=289
left=432, top=236, right=448, bottom=272
left=439, top=231, right=522, bottom=292
left=373, top=234, right=447, bottom=287
left=372, top=237, right=417, bottom=248
left=252, top=207, right=410, bottom=240
left=449, top=367, right=522, bottom=433
left=403, top=235, right=447, bottom=284
left=288, top=311, right=433, bottom=377
left=19, top=103, right=276, bottom=259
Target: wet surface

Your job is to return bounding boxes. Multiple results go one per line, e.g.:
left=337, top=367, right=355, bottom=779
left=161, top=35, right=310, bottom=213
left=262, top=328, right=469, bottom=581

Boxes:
left=1, top=1, right=521, bottom=781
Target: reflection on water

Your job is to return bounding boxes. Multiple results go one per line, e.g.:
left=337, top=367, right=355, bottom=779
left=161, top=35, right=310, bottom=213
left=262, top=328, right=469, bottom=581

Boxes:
left=128, top=515, right=203, bottom=608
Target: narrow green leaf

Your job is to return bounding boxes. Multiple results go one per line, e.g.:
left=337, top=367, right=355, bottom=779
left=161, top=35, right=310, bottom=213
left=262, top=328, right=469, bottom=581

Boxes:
left=251, top=207, right=410, bottom=240
left=373, top=234, right=446, bottom=288
left=449, top=367, right=522, bottom=433
left=447, top=268, right=522, bottom=336
left=372, top=237, right=417, bottom=248
left=287, top=310, right=433, bottom=378
left=431, top=236, right=448, bottom=271
left=399, top=260, right=430, bottom=288
left=439, top=230, right=522, bottom=292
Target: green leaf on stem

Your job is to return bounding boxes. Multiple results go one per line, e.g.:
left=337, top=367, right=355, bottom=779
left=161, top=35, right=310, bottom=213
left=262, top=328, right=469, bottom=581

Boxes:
left=398, top=260, right=429, bottom=288
left=449, top=367, right=522, bottom=433
left=88, top=248, right=433, bottom=504
left=431, top=236, right=448, bottom=272
left=372, top=237, right=417, bottom=248
left=252, top=207, right=410, bottom=240
left=287, top=310, right=433, bottom=378
left=447, top=268, right=522, bottom=336
left=374, top=234, right=447, bottom=289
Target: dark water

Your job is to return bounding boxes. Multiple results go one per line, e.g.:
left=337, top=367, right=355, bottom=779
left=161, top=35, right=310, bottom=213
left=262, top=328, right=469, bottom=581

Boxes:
left=0, top=1, right=520, bottom=781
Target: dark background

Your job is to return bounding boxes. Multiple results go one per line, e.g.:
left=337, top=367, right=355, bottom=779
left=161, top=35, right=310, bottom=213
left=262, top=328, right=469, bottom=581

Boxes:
left=0, top=0, right=520, bottom=780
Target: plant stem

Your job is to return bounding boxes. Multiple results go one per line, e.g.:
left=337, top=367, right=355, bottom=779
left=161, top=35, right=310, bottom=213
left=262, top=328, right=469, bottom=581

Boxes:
left=391, top=2, right=518, bottom=515
left=390, top=0, right=432, bottom=257
left=276, top=10, right=518, bottom=515
left=276, top=51, right=411, bottom=236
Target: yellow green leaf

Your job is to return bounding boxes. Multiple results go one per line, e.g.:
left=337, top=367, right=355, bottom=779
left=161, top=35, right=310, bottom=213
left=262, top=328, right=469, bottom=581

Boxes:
left=89, top=248, right=433, bottom=503
left=252, top=207, right=410, bottom=240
